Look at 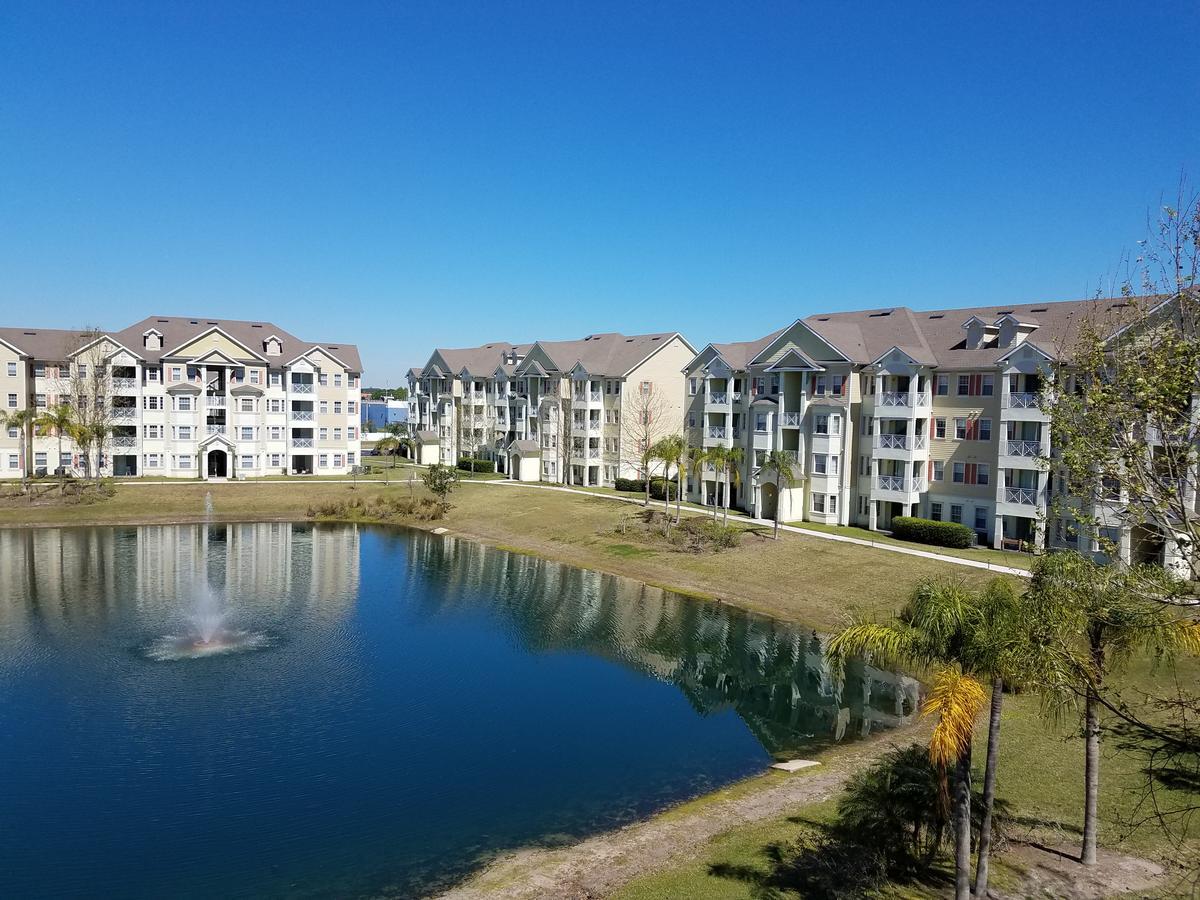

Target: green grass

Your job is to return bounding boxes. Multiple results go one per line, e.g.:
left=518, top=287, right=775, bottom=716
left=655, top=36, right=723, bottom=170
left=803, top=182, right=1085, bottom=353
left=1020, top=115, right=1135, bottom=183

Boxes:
left=785, top=519, right=1031, bottom=570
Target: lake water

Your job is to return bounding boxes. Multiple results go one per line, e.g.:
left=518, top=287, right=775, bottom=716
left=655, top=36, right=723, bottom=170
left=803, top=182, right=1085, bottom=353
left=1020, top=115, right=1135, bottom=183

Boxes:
left=0, top=523, right=917, bottom=898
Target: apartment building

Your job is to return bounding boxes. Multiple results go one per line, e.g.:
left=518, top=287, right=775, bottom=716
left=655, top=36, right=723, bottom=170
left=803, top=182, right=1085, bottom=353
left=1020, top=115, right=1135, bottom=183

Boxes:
left=684, top=297, right=1175, bottom=565
left=0, top=316, right=362, bottom=479
left=408, top=331, right=695, bottom=486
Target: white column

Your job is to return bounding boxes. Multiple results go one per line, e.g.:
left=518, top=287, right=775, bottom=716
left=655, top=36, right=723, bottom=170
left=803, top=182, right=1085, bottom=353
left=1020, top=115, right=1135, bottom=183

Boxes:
left=869, top=499, right=878, bottom=531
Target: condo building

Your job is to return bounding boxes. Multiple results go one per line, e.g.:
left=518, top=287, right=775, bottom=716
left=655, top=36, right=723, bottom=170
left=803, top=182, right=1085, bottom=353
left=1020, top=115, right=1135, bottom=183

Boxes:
left=683, top=296, right=1186, bottom=568
left=408, top=331, right=695, bottom=485
left=0, top=317, right=362, bottom=480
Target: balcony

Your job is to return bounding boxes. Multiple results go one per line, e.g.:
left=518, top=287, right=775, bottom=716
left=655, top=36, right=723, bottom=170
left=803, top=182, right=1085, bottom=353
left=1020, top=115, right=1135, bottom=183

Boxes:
left=587, top=448, right=601, bottom=459
left=1005, top=486, right=1038, bottom=505
left=111, top=436, right=136, bottom=448
left=111, top=407, right=136, bottom=420
left=707, top=426, right=727, bottom=439
left=780, top=412, right=802, bottom=427
left=206, top=395, right=226, bottom=408
left=878, top=391, right=932, bottom=409
left=206, top=425, right=226, bottom=435
left=878, top=474, right=906, bottom=491
left=590, top=390, right=602, bottom=403
left=292, top=438, right=314, bottom=449
left=878, top=392, right=909, bottom=407
left=731, top=391, right=742, bottom=402
left=708, top=391, right=728, bottom=405
left=290, top=382, right=314, bottom=394
left=111, top=377, right=137, bottom=391
left=874, top=474, right=927, bottom=495
left=291, top=410, right=314, bottom=422
left=1005, top=439, right=1042, bottom=458
left=1006, top=393, right=1039, bottom=409
left=877, top=433, right=908, bottom=450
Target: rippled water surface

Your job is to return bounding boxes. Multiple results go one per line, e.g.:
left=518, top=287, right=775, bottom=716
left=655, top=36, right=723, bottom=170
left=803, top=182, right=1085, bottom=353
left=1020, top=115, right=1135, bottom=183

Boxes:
left=0, top=523, right=917, bottom=898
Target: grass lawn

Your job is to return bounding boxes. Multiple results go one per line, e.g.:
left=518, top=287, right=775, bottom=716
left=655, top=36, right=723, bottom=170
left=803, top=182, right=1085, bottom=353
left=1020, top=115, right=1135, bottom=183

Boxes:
left=0, top=477, right=1009, bottom=632
left=785, top=519, right=1031, bottom=571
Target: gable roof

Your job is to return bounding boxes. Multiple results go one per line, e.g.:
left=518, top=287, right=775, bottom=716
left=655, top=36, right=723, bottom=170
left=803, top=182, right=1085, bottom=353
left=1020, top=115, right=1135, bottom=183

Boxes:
left=699, top=326, right=788, bottom=371
left=530, top=331, right=692, bottom=376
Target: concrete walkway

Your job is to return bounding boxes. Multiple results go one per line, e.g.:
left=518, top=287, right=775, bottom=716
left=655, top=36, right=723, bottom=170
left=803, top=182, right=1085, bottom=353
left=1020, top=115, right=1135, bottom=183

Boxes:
left=119, top=469, right=1031, bottom=577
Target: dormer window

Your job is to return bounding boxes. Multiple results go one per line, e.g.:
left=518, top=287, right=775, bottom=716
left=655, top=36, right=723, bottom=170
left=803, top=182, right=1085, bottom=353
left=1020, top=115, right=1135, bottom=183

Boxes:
left=264, top=336, right=283, bottom=357
left=143, top=329, right=163, bottom=351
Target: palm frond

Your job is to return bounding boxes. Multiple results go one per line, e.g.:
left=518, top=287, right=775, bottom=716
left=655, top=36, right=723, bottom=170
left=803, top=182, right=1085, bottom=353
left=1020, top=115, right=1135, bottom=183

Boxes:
left=923, top=666, right=987, bottom=769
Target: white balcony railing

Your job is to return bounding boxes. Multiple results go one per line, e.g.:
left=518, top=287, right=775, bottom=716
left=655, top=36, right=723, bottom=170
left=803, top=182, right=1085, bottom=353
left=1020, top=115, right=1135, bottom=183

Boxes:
left=914, top=434, right=927, bottom=450
left=878, top=474, right=906, bottom=491
left=878, top=392, right=909, bottom=407
left=588, top=448, right=601, bottom=459
left=206, top=425, right=226, bottom=435
left=290, top=382, right=314, bottom=394
left=292, top=438, right=314, bottom=449
left=206, top=395, right=226, bottom=407
left=1005, top=486, right=1038, bottom=505
left=708, top=391, right=728, bottom=404
left=291, top=411, right=314, bottom=422
left=783, top=449, right=800, bottom=465
left=111, top=377, right=137, bottom=391
left=707, top=425, right=727, bottom=439
left=111, top=407, right=136, bottom=419
left=1005, top=439, right=1042, bottom=457
left=732, top=391, right=742, bottom=401
left=589, top=420, right=601, bottom=431
left=877, top=433, right=908, bottom=450
left=1007, top=392, right=1039, bottom=409
left=590, top=390, right=602, bottom=402
left=781, top=412, right=801, bottom=427
left=111, top=436, right=136, bottom=448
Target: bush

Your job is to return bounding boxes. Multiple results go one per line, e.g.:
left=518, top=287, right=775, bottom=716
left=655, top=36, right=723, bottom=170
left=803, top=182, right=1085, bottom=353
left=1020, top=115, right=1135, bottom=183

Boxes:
left=613, top=476, right=676, bottom=500
left=456, top=457, right=495, bottom=474
left=891, top=515, right=975, bottom=549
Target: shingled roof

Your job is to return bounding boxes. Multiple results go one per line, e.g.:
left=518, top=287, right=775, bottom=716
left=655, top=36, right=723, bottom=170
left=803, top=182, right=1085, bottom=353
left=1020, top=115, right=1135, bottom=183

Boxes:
left=533, top=331, right=688, bottom=376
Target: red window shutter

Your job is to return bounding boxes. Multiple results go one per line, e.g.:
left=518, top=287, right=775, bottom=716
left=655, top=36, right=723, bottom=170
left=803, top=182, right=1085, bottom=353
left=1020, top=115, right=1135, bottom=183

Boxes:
left=927, top=459, right=933, bottom=480
left=929, top=417, right=935, bottom=437
left=809, top=374, right=816, bottom=393
left=966, top=463, right=977, bottom=485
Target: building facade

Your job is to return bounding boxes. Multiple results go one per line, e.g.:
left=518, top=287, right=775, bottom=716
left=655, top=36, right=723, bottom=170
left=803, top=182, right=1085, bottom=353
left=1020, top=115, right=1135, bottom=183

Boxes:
left=0, top=316, right=362, bottom=480
left=683, top=297, right=1184, bottom=568
left=407, top=331, right=695, bottom=486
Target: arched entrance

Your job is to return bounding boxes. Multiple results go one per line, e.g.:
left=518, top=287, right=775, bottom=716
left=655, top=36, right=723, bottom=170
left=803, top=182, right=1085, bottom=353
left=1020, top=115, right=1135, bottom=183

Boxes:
left=207, top=449, right=228, bottom=478
left=759, top=482, right=778, bottom=520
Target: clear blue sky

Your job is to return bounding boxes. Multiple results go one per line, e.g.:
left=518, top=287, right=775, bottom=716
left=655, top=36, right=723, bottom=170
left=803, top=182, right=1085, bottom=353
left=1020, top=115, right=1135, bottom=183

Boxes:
left=2, top=2, right=1196, bottom=385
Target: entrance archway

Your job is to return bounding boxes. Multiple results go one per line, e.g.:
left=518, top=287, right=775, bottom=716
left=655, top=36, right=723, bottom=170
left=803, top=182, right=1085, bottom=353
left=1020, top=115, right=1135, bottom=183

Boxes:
left=207, top=449, right=228, bottom=478
left=760, top=482, right=778, bottom=520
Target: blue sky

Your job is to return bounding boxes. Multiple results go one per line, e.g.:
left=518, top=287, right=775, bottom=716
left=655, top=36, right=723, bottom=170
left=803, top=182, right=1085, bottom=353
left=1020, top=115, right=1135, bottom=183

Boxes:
left=1, top=2, right=1196, bottom=385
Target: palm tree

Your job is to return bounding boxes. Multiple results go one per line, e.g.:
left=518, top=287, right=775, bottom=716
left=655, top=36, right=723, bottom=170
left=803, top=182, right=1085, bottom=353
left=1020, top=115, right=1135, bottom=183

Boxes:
left=687, top=446, right=710, bottom=511
left=655, top=434, right=687, bottom=524
left=721, top=446, right=744, bottom=526
left=1, top=408, right=37, bottom=492
left=376, top=436, right=400, bottom=467
left=705, top=445, right=727, bottom=521
left=828, top=576, right=1026, bottom=900
left=35, top=403, right=76, bottom=494
left=759, top=449, right=797, bottom=539
left=1026, top=552, right=1199, bottom=866
left=650, top=436, right=684, bottom=516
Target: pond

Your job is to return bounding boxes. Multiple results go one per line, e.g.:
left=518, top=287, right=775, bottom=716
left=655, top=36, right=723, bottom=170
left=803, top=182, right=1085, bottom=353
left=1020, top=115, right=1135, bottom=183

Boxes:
left=0, top=523, right=918, bottom=898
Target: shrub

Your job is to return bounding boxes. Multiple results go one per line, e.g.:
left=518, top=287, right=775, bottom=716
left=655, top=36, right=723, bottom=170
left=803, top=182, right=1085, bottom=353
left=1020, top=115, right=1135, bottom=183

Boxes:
left=456, top=457, right=496, bottom=474
left=613, top=476, right=676, bottom=499
left=891, top=515, right=975, bottom=549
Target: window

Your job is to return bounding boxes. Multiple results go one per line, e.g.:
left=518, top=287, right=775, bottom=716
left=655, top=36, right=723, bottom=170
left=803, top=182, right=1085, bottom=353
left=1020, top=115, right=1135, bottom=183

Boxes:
left=145, top=454, right=160, bottom=469
left=977, top=464, right=990, bottom=485
left=180, top=396, right=194, bottom=411
left=77, top=364, right=87, bottom=379
left=171, top=367, right=182, bottom=382
left=33, top=363, right=45, bottom=378
left=147, top=367, right=159, bottom=382
left=35, top=394, right=46, bottom=408
left=830, top=414, right=841, bottom=435
left=144, top=425, right=160, bottom=439
left=814, top=375, right=826, bottom=395
left=7, top=427, right=16, bottom=438
left=334, top=428, right=342, bottom=440
left=34, top=452, right=47, bottom=467
left=347, top=426, right=357, bottom=439
left=752, top=377, right=765, bottom=396
left=974, top=507, right=988, bottom=531
left=240, top=399, right=254, bottom=412
left=177, top=455, right=192, bottom=469
left=957, top=374, right=970, bottom=396
left=144, top=396, right=161, bottom=410
left=859, top=455, right=868, bottom=476
left=334, top=374, right=342, bottom=387
left=755, top=412, right=768, bottom=433
left=268, top=399, right=282, bottom=413
left=812, top=493, right=826, bottom=513
left=269, top=371, right=281, bottom=386
left=7, top=454, right=17, bottom=469
left=249, top=369, right=260, bottom=385
left=981, top=374, right=994, bottom=396
left=953, top=462, right=965, bottom=483
left=319, top=427, right=329, bottom=440
left=688, top=412, right=696, bottom=427
left=240, top=427, right=253, bottom=441
left=936, top=374, right=949, bottom=396
left=270, top=426, right=281, bottom=440
left=6, top=362, right=15, bottom=376
left=6, top=393, right=16, bottom=408
left=270, top=453, right=282, bottom=467
left=348, top=401, right=357, bottom=414
left=334, top=401, right=342, bottom=414
left=930, top=501, right=943, bottom=521
left=829, top=455, right=839, bottom=475
left=979, top=418, right=991, bottom=441
left=318, top=454, right=329, bottom=468
left=814, top=414, right=828, bottom=434
left=813, top=453, right=827, bottom=475
left=935, top=417, right=946, bottom=439
left=831, top=374, right=845, bottom=395
left=933, top=460, right=944, bottom=481
left=319, top=373, right=328, bottom=386
left=688, top=377, right=697, bottom=395
left=769, top=375, right=779, bottom=395
left=333, top=453, right=343, bottom=467
left=320, top=401, right=329, bottom=414
left=950, top=504, right=963, bottom=524
left=829, top=494, right=837, bottom=514
left=954, top=417, right=967, bottom=440
left=347, top=452, right=356, bottom=465
left=177, top=426, right=192, bottom=440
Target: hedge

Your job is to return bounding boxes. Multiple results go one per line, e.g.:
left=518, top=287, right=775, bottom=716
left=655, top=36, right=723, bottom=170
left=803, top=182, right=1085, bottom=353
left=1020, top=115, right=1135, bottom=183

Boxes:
left=614, top=476, right=678, bottom=500
left=456, top=457, right=496, bottom=474
left=890, top=516, right=975, bottom=549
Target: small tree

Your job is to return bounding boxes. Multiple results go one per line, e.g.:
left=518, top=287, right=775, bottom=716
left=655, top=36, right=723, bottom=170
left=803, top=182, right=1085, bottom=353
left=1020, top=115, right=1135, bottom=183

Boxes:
left=1, top=408, right=37, bottom=493
left=35, top=403, right=76, bottom=494
left=760, top=449, right=798, bottom=539
left=705, top=445, right=727, bottom=521
left=722, top=446, right=744, bottom=526
left=620, top=382, right=670, bottom=506
left=64, top=329, right=115, bottom=483
left=422, top=463, right=460, bottom=513
left=376, top=436, right=400, bottom=468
